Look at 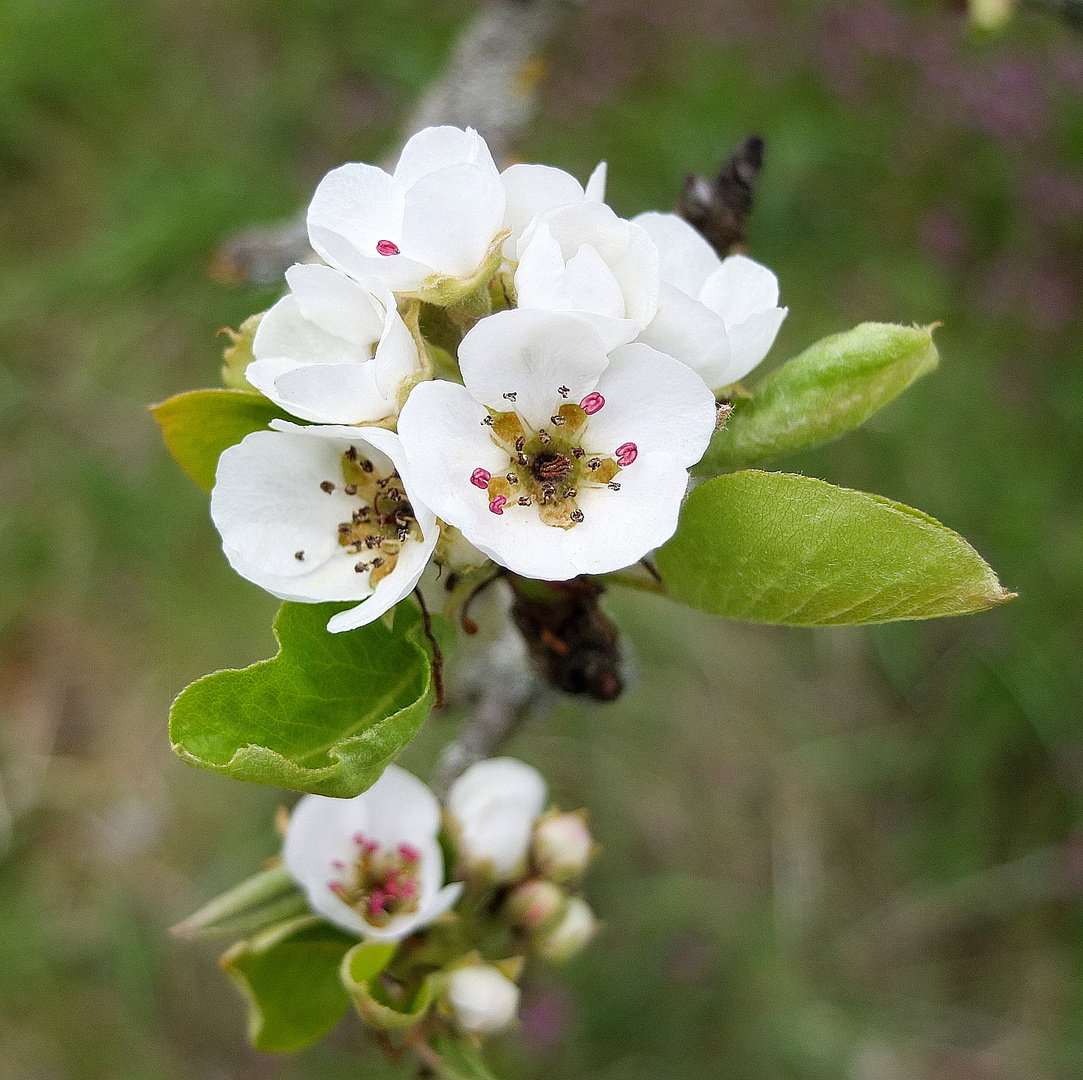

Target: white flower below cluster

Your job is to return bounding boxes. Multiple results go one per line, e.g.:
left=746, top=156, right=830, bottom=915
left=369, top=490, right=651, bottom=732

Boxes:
left=210, top=421, right=437, bottom=632
left=246, top=264, right=423, bottom=425
left=445, top=965, right=521, bottom=1034
left=398, top=307, right=717, bottom=580
left=446, top=757, right=548, bottom=882
left=633, top=211, right=787, bottom=390
left=283, top=765, right=462, bottom=942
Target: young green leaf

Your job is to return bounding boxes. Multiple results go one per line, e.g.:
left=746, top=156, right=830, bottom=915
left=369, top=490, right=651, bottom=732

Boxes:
left=171, top=863, right=308, bottom=940
left=150, top=388, right=289, bottom=490
left=170, top=601, right=440, bottom=797
left=694, top=323, right=939, bottom=475
left=655, top=471, right=1014, bottom=625
left=339, top=942, right=434, bottom=1031
left=220, top=916, right=357, bottom=1053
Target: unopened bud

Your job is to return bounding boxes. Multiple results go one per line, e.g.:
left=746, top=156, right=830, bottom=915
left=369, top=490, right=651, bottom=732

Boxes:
left=533, top=897, right=598, bottom=962
left=446, top=964, right=521, bottom=1034
left=532, top=811, right=593, bottom=884
left=505, top=879, right=566, bottom=931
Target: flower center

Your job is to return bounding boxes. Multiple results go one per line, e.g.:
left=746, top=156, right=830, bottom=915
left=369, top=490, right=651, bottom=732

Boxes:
left=471, top=391, right=632, bottom=529
left=321, top=446, right=422, bottom=585
left=329, top=834, right=422, bottom=929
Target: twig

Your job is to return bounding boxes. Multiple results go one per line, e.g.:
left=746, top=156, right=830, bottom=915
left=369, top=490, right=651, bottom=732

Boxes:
left=213, top=0, right=579, bottom=285
left=414, top=587, right=445, bottom=709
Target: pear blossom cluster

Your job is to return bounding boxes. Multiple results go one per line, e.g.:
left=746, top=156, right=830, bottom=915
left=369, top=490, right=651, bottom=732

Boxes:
left=283, top=758, right=597, bottom=1037
left=210, top=125, right=787, bottom=631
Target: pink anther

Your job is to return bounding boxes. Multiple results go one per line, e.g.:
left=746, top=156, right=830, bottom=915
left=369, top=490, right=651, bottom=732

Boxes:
left=367, top=889, right=388, bottom=916
left=489, top=495, right=507, bottom=515
left=470, top=468, right=491, bottom=489
left=331, top=859, right=345, bottom=870
left=615, top=442, right=638, bottom=466
left=398, top=843, right=420, bottom=861
left=376, top=239, right=400, bottom=256
left=580, top=392, right=605, bottom=415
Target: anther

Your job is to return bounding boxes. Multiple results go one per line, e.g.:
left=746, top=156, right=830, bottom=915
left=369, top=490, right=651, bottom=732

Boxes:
left=558, top=385, right=570, bottom=398
left=518, top=496, right=532, bottom=506
left=517, top=452, right=528, bottom=467
left=616, top=442, right=638, bottom=466
left=361, top=459, right=374, bottom=473
left=563, top=488, right=577, bottom=498
left=502, top=391, right=517, bottom=401
left=506, top=473, right=519, bottom=484
left=540, top=482, right=556, bottom=500
left=550, top=414, right=566, bottom=426
left=376, top=239, right=400, bottom=256
left=345, top=446, right=358, bottom=461
left=338, top=523, right=351, bottom=534
left=515, top=435, right=525, bottom=452
left=386, top=487, right=401, bottom=501
left=538, top=429, right=552, bottom=444
left=320, top=480, right=335, bottom=493
left=470, top=468, right=491, bottom=489
left=608, top=481, right=622, bottom=491
left=371, top=556, right=384, bottom=568
left=489, top=495, right=507, bottom=515
left=365, top=535, right=383, bottom=548
left=481, top=415, right=494, bottom=426
left=344, top=484, right=358, bottom=496
left=587, top=457, right=602, bottom=470
left=354, top=561, right=368, bottom=573
left=572, top=446, right=585, bottom=459
left=570, top=509, right=585, bottom=523
left=294, top=550, right=305, bottom=561
left=580, top=392, right=605, bottom=415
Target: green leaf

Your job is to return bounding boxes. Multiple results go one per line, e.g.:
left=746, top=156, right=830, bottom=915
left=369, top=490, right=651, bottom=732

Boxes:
left=171, top=863, right=308, bottom=940
left=170, top=601, right=439, bottom=796
left=150, top=387, right=290, bottom=491
left=220, top=916, right=357, bottom=1053
left=430, top=1032, right=502, bottom=1080
left=694, top=323, right=939, bottom=475
left=656, top=471, right=1015, bottom=625
left=339, top=942, right=435, bottom=1031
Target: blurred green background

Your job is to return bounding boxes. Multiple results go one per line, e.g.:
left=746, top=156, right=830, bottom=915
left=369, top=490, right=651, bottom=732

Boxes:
left=2, top=0, right=1082, bottom=1076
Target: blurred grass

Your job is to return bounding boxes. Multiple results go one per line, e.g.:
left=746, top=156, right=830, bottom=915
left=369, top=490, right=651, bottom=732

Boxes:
left=1, top=0, right=1082, bottom=1077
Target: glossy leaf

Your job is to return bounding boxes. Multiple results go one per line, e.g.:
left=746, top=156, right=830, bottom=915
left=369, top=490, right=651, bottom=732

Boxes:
left=220, top=916, right=356, bottom=1053
left=694, top=322, right=939, bottom=475
left=656, top=471, right=1014, bottom=625
left=150, top=387, right=289, bottom=490
left=170, top=601, right=439, bottom=797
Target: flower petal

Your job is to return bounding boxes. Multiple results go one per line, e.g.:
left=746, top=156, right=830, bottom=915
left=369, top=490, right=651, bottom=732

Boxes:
left=636, top=282, right=732, bottom=390
left=251, top=294, right=368, bottom=371
left=500, top=163, right=585, bottom=256
left=307, top=162, right=401, bottom=267
left=698, top=253, right=780, bottom=324
left=633, top=211, right=720, bottom=298
left=393, top=125, right=498, bottom=189
left=584, top=160, right=607, bottom=202
left=284, top=263, right=385, bottom=346
left=719, top=306, right=789, bottom=385
left=268, top=363, right=394, bottom=425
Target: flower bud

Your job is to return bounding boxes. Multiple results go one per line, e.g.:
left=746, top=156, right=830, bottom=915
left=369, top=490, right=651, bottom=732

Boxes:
left=533, top=897, right=598, bottom=962
left=446, top=964, right=521, bottom=1034
left=532, top=811, right=593, bottom=884
left=504, top=879, right=566, bottom=931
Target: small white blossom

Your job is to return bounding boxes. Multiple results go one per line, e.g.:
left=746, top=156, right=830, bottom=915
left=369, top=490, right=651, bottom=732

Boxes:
left=445, top=965, right=521, bottom=1034
left=633, top=211, right=787, bottom=390
left=532, top=811, right=593, bottom=884
left=307, top=125, right=507, bottom=301
left=397, top=308, right=716, bottom=581
left=283, top=765, right=463, bottom=942
left=210, top=421, right=437, bottom=633
left=514, top=201, right=660, bottom=350
left=533, top=896, right=598, bottom=961
left=245, top=264, right=423, bottom=425
left=446, top=758, right=548, bottom=882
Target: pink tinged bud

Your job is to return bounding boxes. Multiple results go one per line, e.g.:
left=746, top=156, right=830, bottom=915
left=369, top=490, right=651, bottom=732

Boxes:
left=580, top=392, right=605, bottom=415
left=398, top=843, right=420, bottom=862
left=615, top=442, right=638, bottom=467
left=376, top=239, right=400, bottom=256
left=489, top=495, right=507, bottom=515
left=533, top=897, right=597, bottom=962
left=505, top=879, right=566, bottom=930
left=470, top=468, right=492, bottom=489
left=532, top=812, right=593, bottom=884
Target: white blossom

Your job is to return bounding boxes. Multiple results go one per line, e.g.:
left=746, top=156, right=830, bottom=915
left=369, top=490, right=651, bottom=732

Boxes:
left=445, top=965, right=521, bottom=1034
left=446, top=758, right=548, bottom=882
left=532, top=811, right=593, bottom=884
left=533, top=896, right=598, bottom=961
left=210, top=421, right=437, bottom=633
left=514, top=200, right=660, bottom=350
left=283, top=765, right=463, bottom=942
left=245, top=264, right=423, bottom=425
left=633, top=211, right=787, bottom=390
left=397, top=308, right=716, bottom=581
left=307, top=126, right=507, bottom=302
left=500, top=159, right=607, bottom=257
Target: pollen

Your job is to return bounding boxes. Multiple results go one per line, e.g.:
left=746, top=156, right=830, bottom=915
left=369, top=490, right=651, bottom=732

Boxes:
left=328, top=831, right=422, bottom=929
left=376, top=239, right=400, bottom=256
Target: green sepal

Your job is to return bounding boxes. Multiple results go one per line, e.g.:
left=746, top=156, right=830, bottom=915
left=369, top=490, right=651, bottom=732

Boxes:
left=429, top=1032, right=502, bottom=1080
left=169, top=601, right=441, bottom=797
left=340, top=941, right=436, bottom=1031
left=150, top=387, right=290, bottom=491
left=171, top=863, right=307, bottom=940
left=220, top=312, right=263, bottom=390
left=656, top=471, right=1015, bottom=625
left=694, top=322, right=939, bottom=475
left=220, top=916, right=357, bottom=1053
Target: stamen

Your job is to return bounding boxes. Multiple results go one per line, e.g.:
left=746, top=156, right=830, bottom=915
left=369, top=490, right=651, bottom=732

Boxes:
left=320, top=481, right=335, bottom=493
left=506, top=473, right=519, bottom=484
left=344, top=484, right=358, bottom=496
left=481, top=415, right=494, bottom=426
left=515, top=436, right=525, bottom=452
left=572, top=446, right=585, bottom=459
left=558, top=385, right=570, bottom=398
left=580, top=392, right=605, bottom=415
left=538, top=429, right=552, bottom=445
left=563, top=488, right=577, bottom=498
left=570, top=509, right=585, bottom=523
left=294, top=550, right=305, bottom=561
left=345, top=446, right=358, bottom=461
left=502, top=391, right=517, bottom=401
left=354, top=561, right=368, bottom=573
left=376, top=239, right=400, bottom=256
left=550, top=414, right=566, bottom=426
left=489, top=495, right=507, bottom=515
left=399, top=844, right=420, bottom=861
left=608, top=481, right=622, bottom=491
left=616, top=442, right=638, bottom=466
left=518, top=496, right=532, bottom=506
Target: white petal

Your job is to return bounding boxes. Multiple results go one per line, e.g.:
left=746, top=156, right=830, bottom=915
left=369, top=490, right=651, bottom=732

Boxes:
left=372, top=288, right=423, bottom=400
left=269, top=363, right=394, bottom=425
left=698, top=254, right=780, bottom=324
left=447, top=758, right=547, bottom=819
left=457, top=307, right=610, bottom=427
left=636, top=282, right=732, bottom=390
left=357, top=763, right=442, bottom=843
left=500, top=163, right=585, bottom=256
left=251, top=295, right=369, bottom=371
left=447, top=966, right=520, bottom=1033
left=400, top=162, right=506, bottom=279
left=394, top=125, right=498, bottom=189
left=308, top=224, right=433, bottom=293
left=584, top=343, right=716, bottom=467
left=719, top=306, right=788, bottom=385
left=607, top=217, right=660, bottom=329
left=307, top=162, right=401, bottom=268
left=516, top=226, right=626, bottom=321
left=584, top=161, right=607, bottom=202
left=633, top=211, right=720, bottom=298
left=284, top=263, right=385, bottom=346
